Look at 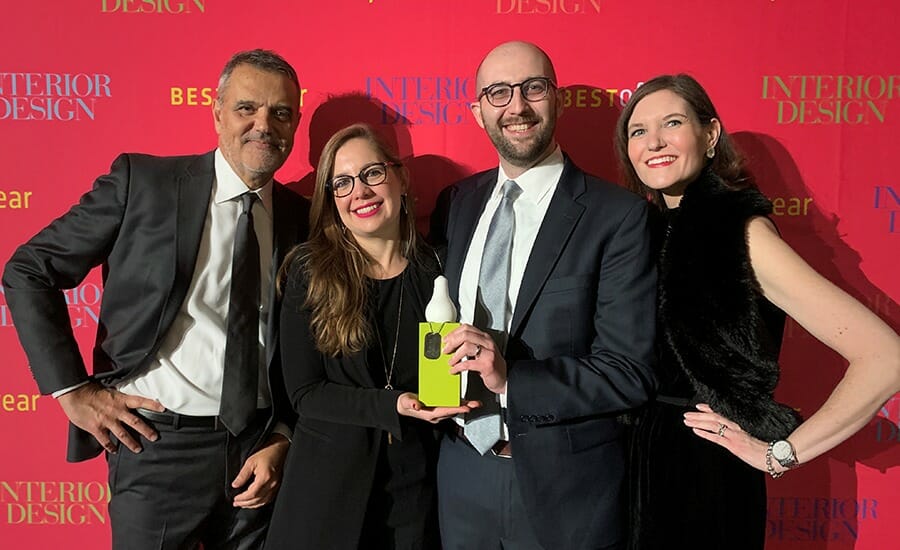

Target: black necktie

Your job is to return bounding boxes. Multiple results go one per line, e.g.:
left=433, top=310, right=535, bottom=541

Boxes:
left=220, top=192, right=261, bottom=435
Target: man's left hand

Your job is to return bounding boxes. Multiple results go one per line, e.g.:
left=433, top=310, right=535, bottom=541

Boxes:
left=444, top=324, right=508, bottom=394
left=231, top=433, right=290, bottom=508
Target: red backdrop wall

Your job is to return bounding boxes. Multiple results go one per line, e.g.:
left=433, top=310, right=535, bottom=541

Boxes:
left=1, top=1, right=898, bottom=548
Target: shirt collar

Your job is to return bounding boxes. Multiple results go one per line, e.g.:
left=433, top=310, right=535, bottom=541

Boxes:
left=213, top=148, right=273, bottom=214
left=495, top=145, right=564, bottom=205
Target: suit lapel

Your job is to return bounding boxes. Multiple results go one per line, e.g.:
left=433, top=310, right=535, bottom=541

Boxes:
left=160, top=152, right=215, bottom=335
left=446, top=170, right=496, bottom=303
left=510, top=160, right=585, bottom=335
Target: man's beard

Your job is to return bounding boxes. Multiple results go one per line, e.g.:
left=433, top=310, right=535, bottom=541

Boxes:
left=486, top=117, right=555, bottom=168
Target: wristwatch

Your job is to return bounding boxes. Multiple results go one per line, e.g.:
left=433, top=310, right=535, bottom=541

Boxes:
left=771, top=439, right=799, bottom=469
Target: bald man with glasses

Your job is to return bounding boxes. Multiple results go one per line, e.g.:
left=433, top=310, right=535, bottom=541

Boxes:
left=433, top=41, right=657, bottom=550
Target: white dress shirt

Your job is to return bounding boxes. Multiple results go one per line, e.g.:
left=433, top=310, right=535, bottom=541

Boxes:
left=116, top=149, right=274, bottom=415
left=456, top=146, right=565, bottom=438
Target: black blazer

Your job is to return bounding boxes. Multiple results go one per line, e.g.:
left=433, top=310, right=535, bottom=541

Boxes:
left=442, top=158, right=658, bottom=550
left=2, top=151, right=310, bottom=462
left=266, top=250, right=442, bottom=549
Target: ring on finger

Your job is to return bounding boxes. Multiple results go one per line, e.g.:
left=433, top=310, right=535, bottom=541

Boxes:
left=717, top=423, right=727, bottom=437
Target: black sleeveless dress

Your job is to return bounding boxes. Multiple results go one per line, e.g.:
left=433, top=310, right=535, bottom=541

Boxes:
left=627, top=295, right=785, bottom=549
left=628, top=174, right=797, bottom=550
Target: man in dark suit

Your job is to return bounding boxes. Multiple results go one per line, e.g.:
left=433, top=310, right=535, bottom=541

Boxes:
left=2, top=49, right=309, bottom=549
left=436, top=41, right=657, bottom=550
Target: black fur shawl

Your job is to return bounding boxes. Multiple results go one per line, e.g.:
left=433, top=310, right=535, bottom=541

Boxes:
left=659, top=170, right=802, bottom=441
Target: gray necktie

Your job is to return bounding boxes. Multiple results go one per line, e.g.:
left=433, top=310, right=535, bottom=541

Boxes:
left=219, top=192, right=260, bottom=436
left=465, top=179, right=521, bottom=454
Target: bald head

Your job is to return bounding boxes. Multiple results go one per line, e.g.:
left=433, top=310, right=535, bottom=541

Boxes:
left=470, top=41, right=562, bottom=178
left=475, top=41, right=557, bottom=91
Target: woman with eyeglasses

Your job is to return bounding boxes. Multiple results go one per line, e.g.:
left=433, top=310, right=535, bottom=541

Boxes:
left=265, top=124, right=475, bottom=549
left=616, top=74, right=900, bottom=549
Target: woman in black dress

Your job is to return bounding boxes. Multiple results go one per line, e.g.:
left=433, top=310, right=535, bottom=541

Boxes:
left=265, top=124, right=474, bottom=550
left=616, top=74, right=900, bottom=549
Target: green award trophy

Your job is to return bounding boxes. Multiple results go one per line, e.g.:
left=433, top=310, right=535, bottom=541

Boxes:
left=418, top=275, right=460, bottom=406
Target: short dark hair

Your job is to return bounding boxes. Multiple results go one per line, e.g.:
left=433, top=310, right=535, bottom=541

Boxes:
left=615, top=73, right=751, bottom=205
left=217, top=49, right=299, bottom=96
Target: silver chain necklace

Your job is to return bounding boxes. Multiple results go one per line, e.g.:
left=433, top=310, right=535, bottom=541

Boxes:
left=375, top=271, right=404, bottom=391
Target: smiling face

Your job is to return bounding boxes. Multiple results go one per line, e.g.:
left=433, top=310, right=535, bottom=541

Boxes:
left=331, top=137, right=407, bottom=246
left=626, top=89, right=720, bottom=207
left=213, top=64, right=301, bottom=189
left=471, top=41, right=562, bottom=178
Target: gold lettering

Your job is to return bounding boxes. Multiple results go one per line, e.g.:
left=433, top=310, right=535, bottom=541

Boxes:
left=836, top=75, right=854, bottom=99
left=0, top=393, right=40, bottom=411
left=867, top=100, right=886, bottom=123
left=574, top=88, right=587, bottom=107
left=814, top=76, right=833, bottom=99
left=0, top=190, right=33, bottom=209
left=4, top=503, right=107, bottom=525
left=863, top=76, right=887, bottom=100
left=763, top=75, right=792, bottom=99
left=101, top=0, right=204, bottom=13
left=1, top=482, right=20, bottom=503
left=496, top=0, right=600, bottom=13
left=889, top=75, right=900, bottom=100
left=170, top=87, right=215, bottom=106
left=770, top=197, right=812, bottom=216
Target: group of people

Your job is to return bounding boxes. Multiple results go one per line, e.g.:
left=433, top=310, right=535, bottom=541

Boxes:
left=3, top=41, right=899, bottom=550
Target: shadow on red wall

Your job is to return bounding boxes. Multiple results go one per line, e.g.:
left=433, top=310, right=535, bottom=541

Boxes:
left=736, top=131, right=900, bottom=549
left=555, top=84, right=622, bottom=185
left=286, top=93, right=468, bottom=236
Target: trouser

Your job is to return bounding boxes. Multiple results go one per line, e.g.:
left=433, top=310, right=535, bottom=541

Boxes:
left=437, top=434, right=544, bottom=550
left=107, top=410, right=270, bottom=550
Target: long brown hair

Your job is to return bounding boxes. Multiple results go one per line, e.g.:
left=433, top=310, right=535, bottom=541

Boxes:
left=280, top=123, right=418, bottom=356
left=614, top=74, right=753, bottom=206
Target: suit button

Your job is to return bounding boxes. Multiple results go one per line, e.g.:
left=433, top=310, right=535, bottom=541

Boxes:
left=520, top=415, right=528, bottom=422
left=529, top=415, right=538, bottom=422
left=547, top=415, right=556, bottom=422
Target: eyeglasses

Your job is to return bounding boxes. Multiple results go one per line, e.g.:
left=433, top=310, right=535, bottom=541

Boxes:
left=478, top=77, right=557, bottom=108
left=327, top=161, right=400, bottom=198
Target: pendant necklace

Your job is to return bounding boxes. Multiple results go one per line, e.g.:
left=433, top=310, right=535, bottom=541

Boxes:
left=375, top=271, right=404, bottom=443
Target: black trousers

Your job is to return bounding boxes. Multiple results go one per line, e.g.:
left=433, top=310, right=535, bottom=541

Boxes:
left=107, top=413, right=270, bottom=550
left=436, top=434, right=544, bottom=550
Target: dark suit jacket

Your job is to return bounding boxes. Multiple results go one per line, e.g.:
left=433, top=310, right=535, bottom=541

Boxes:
left=266, top=249, right=442, bottom=549
left=2, top=151, right=310, bottom=462
left=441, top=158, right=657, bottom=550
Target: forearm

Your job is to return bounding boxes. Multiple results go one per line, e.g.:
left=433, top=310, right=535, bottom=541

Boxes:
left=281, top=296, right=403, bottom=434
left=789, top=354, right=900, bottom=464
left=3, top=286, right=89, bottom=393
left=509, top=353, right=655, bottom=421
left=294, top=382, right=403, bottom=434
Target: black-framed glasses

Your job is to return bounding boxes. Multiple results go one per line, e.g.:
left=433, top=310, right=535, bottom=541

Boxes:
left=478, top=77, right=557, bottom=107
left=327, top=161, right=400, bottom=198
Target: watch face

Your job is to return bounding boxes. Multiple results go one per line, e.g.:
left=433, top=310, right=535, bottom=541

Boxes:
left=773, top=440, right=793, bottom=461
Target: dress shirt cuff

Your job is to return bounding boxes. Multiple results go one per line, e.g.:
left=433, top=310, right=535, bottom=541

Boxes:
left=52, top=381, right=90, bottom=399
left=271, top=422, right=292, bottom=444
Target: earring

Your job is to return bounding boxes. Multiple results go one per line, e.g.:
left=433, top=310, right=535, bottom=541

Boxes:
left=706, top=146, right=715, bottom=159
